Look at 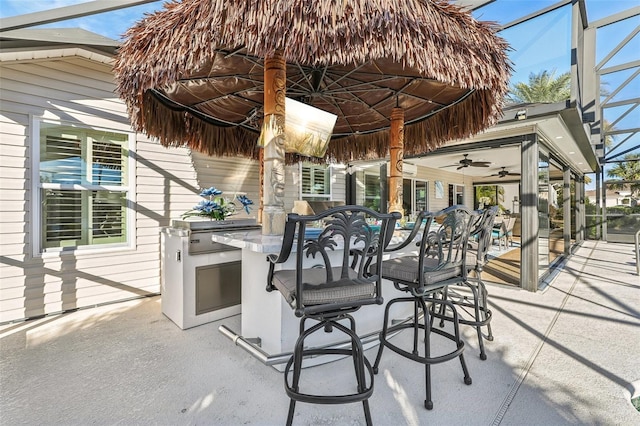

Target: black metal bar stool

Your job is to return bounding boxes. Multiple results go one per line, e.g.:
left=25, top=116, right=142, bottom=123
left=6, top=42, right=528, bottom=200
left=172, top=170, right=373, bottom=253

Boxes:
left=438, top=206, right=498, bottom=360
left=372, top=205, right=477, bottom=410
left=266, top=206, right=399, bottom=425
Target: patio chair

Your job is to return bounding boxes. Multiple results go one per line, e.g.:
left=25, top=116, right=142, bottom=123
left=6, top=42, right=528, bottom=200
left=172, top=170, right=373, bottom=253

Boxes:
left=437, top=206, right=498, bottom=360
left=492, top=216, right=516, bottom=250
left=372, top=205, right=477, bottom=410
left=266, top=205, right=400, bottom=426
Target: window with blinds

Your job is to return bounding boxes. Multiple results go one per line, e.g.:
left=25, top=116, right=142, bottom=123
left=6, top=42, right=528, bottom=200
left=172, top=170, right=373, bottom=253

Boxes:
left=301, top=163, right=330, bottom=200
left=38, top=122, right=129, bottom=251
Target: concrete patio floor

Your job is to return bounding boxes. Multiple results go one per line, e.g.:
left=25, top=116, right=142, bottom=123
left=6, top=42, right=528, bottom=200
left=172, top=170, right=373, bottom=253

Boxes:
left=1, top=240, right=639, bottom=425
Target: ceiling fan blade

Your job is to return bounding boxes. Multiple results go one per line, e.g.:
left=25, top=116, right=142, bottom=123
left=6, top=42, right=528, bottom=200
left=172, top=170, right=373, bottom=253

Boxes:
left=457, top=165, right=465, bottom=170
left=470, top=163, right=491, bottom=167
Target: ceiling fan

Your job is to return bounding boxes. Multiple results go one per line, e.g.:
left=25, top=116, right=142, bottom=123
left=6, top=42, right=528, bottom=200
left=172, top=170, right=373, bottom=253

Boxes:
left=443, top=154, right=491, bottom=170
left=490, top=167, right=521, bottom=178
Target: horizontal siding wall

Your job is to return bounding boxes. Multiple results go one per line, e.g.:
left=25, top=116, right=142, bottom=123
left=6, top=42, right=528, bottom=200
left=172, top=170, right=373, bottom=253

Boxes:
left=190, top=151, right=260, bottom=217
left=0, top=55, right=202, bottom=323
left=135, top=142, right=199, bottom=227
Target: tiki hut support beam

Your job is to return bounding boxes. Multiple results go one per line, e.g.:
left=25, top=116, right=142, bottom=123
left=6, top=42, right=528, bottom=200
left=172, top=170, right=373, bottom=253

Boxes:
left=389, top=107, right=405, bottom=216
left=261, top=52, right=287, bottom=235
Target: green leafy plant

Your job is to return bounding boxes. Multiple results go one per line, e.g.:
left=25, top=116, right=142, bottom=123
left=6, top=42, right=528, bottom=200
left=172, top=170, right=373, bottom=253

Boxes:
left=507, top=69, right=571, bottom=103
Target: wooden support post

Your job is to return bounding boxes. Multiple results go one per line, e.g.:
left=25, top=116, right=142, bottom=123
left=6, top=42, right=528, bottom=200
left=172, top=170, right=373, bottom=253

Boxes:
left=261, top=52, right=286, bottom=235
left=389, top=107, right=404, bottom=216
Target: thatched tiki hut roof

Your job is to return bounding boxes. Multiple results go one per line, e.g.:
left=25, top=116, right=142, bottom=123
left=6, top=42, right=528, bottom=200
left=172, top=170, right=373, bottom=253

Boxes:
left=114, top=0, right=511, bottom=164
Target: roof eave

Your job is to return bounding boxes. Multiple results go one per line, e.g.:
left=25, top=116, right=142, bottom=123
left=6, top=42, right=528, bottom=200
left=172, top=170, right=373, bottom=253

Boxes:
left=0, top=28, right=119, bottom=57
left=0, top=45, right=114, bottom=64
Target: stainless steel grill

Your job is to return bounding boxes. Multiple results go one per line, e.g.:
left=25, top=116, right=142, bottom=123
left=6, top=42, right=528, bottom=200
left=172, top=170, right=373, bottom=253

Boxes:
left=161, top=219, right=260, bottom=329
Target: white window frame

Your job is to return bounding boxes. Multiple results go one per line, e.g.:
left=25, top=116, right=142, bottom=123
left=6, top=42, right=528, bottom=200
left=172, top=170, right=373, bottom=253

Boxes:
left=300, top=163, right=332, bottom=201
left=404, top=178, right=429, bottom=216
left=31, top=116, right=136, bottom=256
left=449, top=183, right=465, bottom=206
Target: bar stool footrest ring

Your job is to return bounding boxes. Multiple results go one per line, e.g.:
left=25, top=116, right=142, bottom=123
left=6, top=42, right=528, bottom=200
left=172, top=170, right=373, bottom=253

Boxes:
left=284, top=348, right=374, bottom=405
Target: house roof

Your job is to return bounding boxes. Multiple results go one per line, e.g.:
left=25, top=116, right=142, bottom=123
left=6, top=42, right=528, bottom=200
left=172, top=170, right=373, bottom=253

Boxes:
left=0, top=28, right=118, bottom=56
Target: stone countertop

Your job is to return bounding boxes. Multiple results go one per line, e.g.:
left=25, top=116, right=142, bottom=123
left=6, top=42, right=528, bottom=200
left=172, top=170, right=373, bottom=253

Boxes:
left=211, top=229, right=283, bottom=253
left=211, top=228, right=419, bottom=254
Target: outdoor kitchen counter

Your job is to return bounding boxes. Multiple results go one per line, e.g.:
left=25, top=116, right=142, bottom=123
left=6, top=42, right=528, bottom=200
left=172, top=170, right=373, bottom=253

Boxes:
left=210, top=229, right=286, bottom=253
left=211, top=228, right=415, bottom=252
left=212, top=229, right=417, bottom=369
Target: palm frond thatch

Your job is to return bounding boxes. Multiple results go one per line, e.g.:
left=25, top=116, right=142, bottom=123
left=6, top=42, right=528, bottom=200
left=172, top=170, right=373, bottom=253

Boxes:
left=114, top=0, right=512, bottom=164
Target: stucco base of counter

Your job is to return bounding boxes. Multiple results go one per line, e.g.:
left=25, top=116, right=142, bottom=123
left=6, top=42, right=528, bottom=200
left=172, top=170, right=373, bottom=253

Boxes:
left=236, top=247, right=413, bottom=371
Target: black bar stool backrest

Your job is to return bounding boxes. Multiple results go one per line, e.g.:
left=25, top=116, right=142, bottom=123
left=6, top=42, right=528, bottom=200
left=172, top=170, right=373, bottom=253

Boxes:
left=267, top=205, right=400, bottom=318
left=469, top=206, right=499, bottom=270
left=380, top=205, right=477, bottom=298
left=417, top=205, right=475, bottom=292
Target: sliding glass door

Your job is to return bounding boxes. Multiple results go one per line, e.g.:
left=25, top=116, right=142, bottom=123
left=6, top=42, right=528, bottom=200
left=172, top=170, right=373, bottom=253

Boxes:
left=548, top=161, right=565, bottom=264
left=538, top=152, right=550, bottom=275
left=402, top=178, right=428, bottom=217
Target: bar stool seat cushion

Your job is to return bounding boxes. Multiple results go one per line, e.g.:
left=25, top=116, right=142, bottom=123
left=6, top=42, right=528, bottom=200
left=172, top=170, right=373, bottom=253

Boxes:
left=272, top=267, right=375, bottom=305
left=376, top=256, right=462, bottom=288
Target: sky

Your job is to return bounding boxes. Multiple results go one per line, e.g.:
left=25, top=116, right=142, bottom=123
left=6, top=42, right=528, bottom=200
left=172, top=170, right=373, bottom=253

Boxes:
left=1, top=0, right=637, bottom=42
left=0, top=0, right=165, bottom=41
left=1, top=0, right=636, bottom=81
